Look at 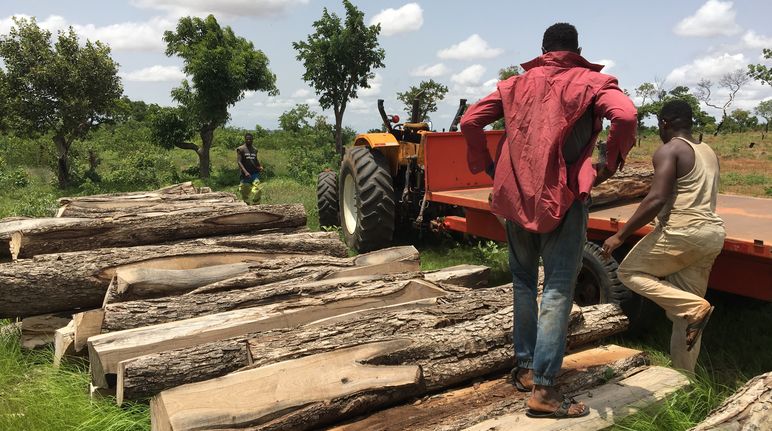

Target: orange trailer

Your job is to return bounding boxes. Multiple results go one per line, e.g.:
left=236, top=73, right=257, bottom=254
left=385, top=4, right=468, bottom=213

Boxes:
left=423, top=130, right=772, bottom=303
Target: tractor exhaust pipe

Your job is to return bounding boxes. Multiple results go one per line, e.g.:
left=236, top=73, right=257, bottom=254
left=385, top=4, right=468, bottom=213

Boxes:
left=378, top=99, right=393, bottom=133
left=449, top=99, right=468, bottom=132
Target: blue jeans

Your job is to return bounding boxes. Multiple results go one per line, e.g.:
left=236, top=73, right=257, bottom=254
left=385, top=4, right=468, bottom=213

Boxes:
left=506, top=199, right=588, bottom=386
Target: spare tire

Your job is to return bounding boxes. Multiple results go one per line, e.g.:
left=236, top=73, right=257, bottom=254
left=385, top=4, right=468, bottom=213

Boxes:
left=575, top=241, right=649, bottom=332
left=338, top=146, right=395, bottom=252
left=316, top=170, right=340, bottom=227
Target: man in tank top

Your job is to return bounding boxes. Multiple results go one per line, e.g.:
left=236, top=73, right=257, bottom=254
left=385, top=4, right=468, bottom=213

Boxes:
left=602, top=99, right=725, bottom=372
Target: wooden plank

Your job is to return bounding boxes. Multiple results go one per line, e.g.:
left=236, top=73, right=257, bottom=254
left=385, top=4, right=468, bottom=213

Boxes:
left=424, top=264, right=490, bottom=288
left=150, top=340, right=423, bottom=431
left=327, top=345, right=647, bottom=431
left=89, top=280, right=447, bottom=388
left=73, top=309, right=105, bottom=352
left=20, top=312, right=72, bottom=350
left=53, top=321, right=76, bottom=367
left=464, top=366, right=688, bottom=431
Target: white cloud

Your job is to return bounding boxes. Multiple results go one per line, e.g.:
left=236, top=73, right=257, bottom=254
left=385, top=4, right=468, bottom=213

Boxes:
left=438, top=34, right=503, bottom=60
left=358, top=73, right=382, bottom=97
left=131, top=0, right=309, bottom=18
left=0, top=14, right=170, bottom=52
left=1, top=14, right=69, bottom=35
left=451, top=64, right=486, bottom=85
left=292, top=88, right=311, bottom=98
left=674, top=0, right=742, bottom=37
left=304, top=98, right=319, bottom=107
left=369, top=3, right=423, bottom=36
left=121, top=65, right=186, bottom=82
left=593, top=59, right=616, bottom=71
left=742, top=31, right=772, bottom=50
left=410, top=63, right=449, bottom=77
left=665, top=52, right=746, bottom=84
left=74, top=17, right=172, bottom=51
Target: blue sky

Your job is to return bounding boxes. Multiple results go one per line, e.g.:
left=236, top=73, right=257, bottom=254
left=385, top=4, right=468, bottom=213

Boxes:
left=2, top=0, right=771, bottom=131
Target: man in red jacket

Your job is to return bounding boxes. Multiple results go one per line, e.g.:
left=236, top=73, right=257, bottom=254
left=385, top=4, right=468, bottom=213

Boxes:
left=461, top=23, right=636, bottom=418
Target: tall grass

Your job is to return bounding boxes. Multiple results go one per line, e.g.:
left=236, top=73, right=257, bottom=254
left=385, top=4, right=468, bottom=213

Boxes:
left=0, top=327, right=149, bottom=431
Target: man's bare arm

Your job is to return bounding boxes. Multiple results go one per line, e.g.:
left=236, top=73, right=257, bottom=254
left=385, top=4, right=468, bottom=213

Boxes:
left=236, top=149, right=250, bottom=177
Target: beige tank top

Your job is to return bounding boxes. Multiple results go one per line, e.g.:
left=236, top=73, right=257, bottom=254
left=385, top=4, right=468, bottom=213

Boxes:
left=657, top=137, right=724, bottom=228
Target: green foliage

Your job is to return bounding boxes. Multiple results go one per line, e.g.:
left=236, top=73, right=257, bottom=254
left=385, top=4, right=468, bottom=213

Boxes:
left=637, top=85, right=716, bottom=132
left=150, top=106, right=196, bottom=150
left=755, top=99, right=772, bottom=132
left=279, top=104, right=317, bottom=132
left=498, top=65, right=522, bottom=80
left=0, top=17, right=122, bottom=187
left=0, top=156, right=30, bottom=188
left=720, top=109, right=759, bottom=133
left=163, top=14, right=278, bottom=177
left=102, top=151, right=180, bottom=190
left=396, top=79, right=449, bottom=122
left=747, top=48, right=772, bottom=86
left=293, top=0, right=385, bottom=152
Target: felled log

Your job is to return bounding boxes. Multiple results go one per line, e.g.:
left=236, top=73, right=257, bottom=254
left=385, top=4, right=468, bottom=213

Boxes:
left=89, top=279, right=448, bottom=388
left=57, top=193, right=244, bottom=218
left=0, top=231, right=344, bottom=318
left=327, top=345, right=648, bottom=431
left=591, top=165, right=654, bottom=207
left=423, top=264, right=490, bottom=288
left=56, top=182, right=201, bottom=205
left=104, top=245, right=418, bottom=304
left=4, top=204, right=305, bottom=260
left=690, top=371, right=772, bottom=431
left=20, top=312, right=72, bottom=350
left=147, top=306, right=628, bottom=431
left=117, top=284, right=506, bottom=403
left=150, top=341, right=424, bottom=431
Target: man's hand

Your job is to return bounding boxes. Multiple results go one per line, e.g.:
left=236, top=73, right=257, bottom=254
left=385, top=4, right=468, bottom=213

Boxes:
left=601, top=234, right=623, bottom=259
left=593, top=163, right=616, bottom=187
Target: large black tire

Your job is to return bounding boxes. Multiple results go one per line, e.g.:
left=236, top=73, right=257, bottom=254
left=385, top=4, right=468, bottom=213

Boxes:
left=338, top=147, right=395, bottom=252
left=575, top=242, right=650, bottom=332
left=316, top=170, right=340, bottom=227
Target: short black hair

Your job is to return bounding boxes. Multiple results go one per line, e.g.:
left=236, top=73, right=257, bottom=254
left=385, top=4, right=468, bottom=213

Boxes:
left=244, top=133, right=254, bottom=138
left=542, top=23, right=579, bottom=52
left=659, top=99, right=693, bottom=129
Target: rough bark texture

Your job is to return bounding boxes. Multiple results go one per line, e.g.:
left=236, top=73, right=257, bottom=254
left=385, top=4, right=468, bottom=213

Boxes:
left=591, top=165, right=653, bottom=207
left=690, top=371, right=772, bottom=431
left=0, top=231, right=343, bottom=318
left=57, top=182, right=202, bottom=205
left=326, top=346, right=649, bottom=431
left=90, top=280, right=447, bottom=389
left=103, top=272, right=424, bottom=332
left=58, top=193, right=244, bottom=218
left=118, top=285, right=509, bottom=401
left=7, top=204, right=305, bottom=259
left=104, top=245, right=415, bottom=304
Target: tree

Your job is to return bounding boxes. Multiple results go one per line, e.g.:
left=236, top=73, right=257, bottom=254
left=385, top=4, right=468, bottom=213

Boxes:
left=754, top=99, right=772, bottom=138
left=0, top=17, right=122, bottom=188
left=279, top=104, right=318, bottom=132
left=396, top=79, right=448, bottom=122
left=150, top=107, right=196, bottom=152
left=491, top=66, right=522, bottom=130
left=722, top=109, right=758, bottom=133
left=696, top=69, right=750, bottom=134
left=163, top=15, right=278, bottom=178
left=293, top=0, right=385, bottom=154
left=748, top=49, right=772, bottom=86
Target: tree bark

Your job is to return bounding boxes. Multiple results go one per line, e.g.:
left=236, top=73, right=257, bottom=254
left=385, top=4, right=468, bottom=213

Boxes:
left=5, top=204, right=306, bottom=259
left=0, top=231, right=344, bottom=318
left=103, top=245, right=416, bottom=305
left=690, top=371, right=772, bottom=431
left=591, top=164, right=654, bottom=207
left=198, top=124, right=214, bottom=179
left=90, top=279, right=447, bottom=389
left=118, top=284, right=505, bottom=401
left=53, top=134, right=70, bottom=189
left=57, top=192, right=243, bottom=218
left=146, top=305, right=628, bottom=431
left=334, top=108, right=344, bottom=155
left=57, top=182, right=204, bottom=205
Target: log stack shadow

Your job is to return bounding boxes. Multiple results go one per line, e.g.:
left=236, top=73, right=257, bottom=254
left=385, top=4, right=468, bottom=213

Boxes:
left=0, top=183, right=690, bottom=431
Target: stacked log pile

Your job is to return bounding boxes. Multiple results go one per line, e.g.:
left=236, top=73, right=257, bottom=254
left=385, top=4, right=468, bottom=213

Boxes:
left=0, top=183, right=687, bottom=431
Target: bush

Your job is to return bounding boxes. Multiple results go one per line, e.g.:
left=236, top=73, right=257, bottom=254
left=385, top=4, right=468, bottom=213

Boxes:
left=0, top=156, right=30, bottom=188
left=102, top=151, right=180, bottom=190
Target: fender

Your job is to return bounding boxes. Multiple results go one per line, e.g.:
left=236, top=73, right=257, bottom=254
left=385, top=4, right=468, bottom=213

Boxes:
left=354, top=133, right=400, bottom=175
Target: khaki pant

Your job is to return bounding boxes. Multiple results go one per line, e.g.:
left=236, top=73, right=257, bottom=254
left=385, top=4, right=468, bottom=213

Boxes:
left=617, top=223, right=725, bottom=372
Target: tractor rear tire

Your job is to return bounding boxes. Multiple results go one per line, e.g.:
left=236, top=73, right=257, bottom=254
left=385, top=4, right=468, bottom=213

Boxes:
left=339, top=146, right=395, bottom=252
left=575, top=242, right=649, bottom=332
left=316, top=170, right=340, bottom=227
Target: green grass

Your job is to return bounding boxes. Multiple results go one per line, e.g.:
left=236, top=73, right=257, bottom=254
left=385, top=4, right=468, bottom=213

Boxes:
left=0, top=327, right=149, bottom=431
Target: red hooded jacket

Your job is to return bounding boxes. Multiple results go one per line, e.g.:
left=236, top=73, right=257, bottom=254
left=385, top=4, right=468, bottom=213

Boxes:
left=460, top=51, right=637, bottom=233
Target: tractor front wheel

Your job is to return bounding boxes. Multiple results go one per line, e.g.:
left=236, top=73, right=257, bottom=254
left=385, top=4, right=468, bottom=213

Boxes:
left=339, top=146, right=395, bottom=252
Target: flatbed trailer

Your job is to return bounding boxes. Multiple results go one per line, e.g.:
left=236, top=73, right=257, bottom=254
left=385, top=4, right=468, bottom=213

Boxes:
left=423, top=131, right=772, bottom=302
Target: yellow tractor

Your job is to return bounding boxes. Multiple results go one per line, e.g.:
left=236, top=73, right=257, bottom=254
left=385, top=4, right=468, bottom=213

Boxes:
left=317, top=98, right=467, bottom=252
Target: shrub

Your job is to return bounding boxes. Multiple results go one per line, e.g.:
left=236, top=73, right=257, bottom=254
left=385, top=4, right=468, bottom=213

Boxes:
left=102, top=151, right=180, bottom=190
left=0, top=156, right=30, bottom=188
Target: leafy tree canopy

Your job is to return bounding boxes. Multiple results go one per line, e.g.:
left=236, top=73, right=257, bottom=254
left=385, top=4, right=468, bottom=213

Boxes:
left=293, top=0, right=385, bottom=153
left=0, top=17, right=122, bottom=187
left=748, top=49, right=772, bottom=86
left=396, top=79, right=449, bottom=122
